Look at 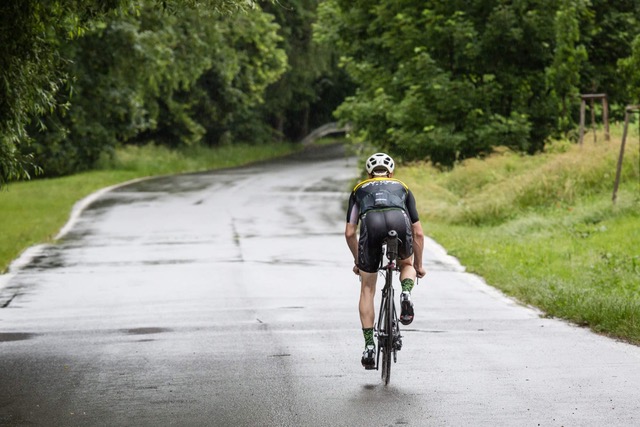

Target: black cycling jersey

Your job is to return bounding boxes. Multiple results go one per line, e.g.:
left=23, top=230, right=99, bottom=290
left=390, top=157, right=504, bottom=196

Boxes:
left=346, top=178, right=419, bottom=225
left=346, top=177, right=419, bottom=273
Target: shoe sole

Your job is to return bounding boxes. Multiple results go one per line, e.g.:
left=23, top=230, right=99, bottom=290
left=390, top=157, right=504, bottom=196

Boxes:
left=400, top=300, right=414, bottom=325
left=362, top=350, right=376, bottom=369
left=362, top=359, right=376, bottom=369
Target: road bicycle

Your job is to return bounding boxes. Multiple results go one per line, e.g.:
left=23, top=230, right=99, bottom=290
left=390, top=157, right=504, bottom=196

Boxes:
left=375, top=230, right=403, bottom=385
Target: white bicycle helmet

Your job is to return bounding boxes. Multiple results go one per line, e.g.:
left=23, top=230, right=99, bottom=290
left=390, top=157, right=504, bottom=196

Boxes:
left=365, top=152, right=395, bottom=175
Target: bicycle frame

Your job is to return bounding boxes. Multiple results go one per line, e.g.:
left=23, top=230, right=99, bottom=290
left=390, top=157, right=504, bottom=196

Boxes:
left=375, top=230, right=402, bottom=385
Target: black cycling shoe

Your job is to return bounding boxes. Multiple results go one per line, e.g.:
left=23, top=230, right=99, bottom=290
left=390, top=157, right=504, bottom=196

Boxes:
left=361, top=345, right=376, bottom=370
left=400, top=292, right=414, bottom=325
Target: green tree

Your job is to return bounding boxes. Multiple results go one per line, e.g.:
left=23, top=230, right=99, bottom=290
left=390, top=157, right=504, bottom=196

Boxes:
left=0, top=0, right=271, bottom=185
left=618, top=34, right=640, bottom=103
left=21, top=1, right=286, bottom=176
left=162, top=5, right=287, bottom=147
left=580, top=1, right=639, bottom=110
left=260, top=0, right=352, bottom=143
left=316, top=0, right=541, bottom=165
left=316, top=0, right=640, bottom=165
left=546, top=0, right=589, bottom=131
left=0, top=1, right=122, bottom=185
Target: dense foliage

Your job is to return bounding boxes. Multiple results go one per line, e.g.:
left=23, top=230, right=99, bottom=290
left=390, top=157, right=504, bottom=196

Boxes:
left=22, top=2, right=287, bottom=176
left=261, top=0, right=353, bottom=142
left=4, top=0, right=640, bottom=181
left=0, top=1, right=121, bottom=184
left=0, top=0, right=343, bottom=182
left=316, top=0, right=640, bottom=166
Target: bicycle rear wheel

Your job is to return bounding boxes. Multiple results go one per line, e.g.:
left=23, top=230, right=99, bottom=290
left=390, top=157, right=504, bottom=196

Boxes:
left=381, top=286, right=394, bottom=385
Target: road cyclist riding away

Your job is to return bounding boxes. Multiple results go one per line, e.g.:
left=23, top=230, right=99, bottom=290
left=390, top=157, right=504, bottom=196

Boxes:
left=345, top=153, right=426, bottom=369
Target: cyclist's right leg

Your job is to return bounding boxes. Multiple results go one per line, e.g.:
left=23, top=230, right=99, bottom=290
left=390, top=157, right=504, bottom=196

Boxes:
left=398, top=257, right=416, bottom=325
left=357, top=211, right=386, bottom=369
left=399, top=257, right=417, bottom=287
left=359, top=271, right=377, bottom=329
left=359, top=271, right=377, bottom=369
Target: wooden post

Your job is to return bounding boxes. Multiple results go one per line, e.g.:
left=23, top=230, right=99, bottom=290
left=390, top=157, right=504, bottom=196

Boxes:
left=578, top=94, right=608, bottom=145
left=612, top=105, right=640, bottom=203
left=579, top=99, right=586, bottom=145
left=603, top=97, right=610, bottom=141
left=612, top=111, right=630, bottom=203
left=591, top=99, right=596, bottom=144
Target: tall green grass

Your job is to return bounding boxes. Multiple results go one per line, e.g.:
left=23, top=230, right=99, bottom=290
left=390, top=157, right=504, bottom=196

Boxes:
left=399, top=129, right=640, bottom=343
left=96, top=142, right=298, bottom=175
left=1, top=142, right=298, bottom=273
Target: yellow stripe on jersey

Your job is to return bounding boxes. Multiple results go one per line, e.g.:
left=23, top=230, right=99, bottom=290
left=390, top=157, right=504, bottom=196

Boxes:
left=352, top=177, right=409, bottom=192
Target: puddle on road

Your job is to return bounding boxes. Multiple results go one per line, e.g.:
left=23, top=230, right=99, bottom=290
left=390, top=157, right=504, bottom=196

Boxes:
left=86, top=193, right=160, bottom=211
left=26, top=255, right=64, bottom=270
left=117, top=175, right=224, bottom=194
left=20, top=251, right=65, bottom=271
left=123, top=327, right=172, bottom=335
left=304, top=177, right=351, bottom=193
left=0, top=333, right=37, bottom=342
left=58, top=229, right=94, bottom=243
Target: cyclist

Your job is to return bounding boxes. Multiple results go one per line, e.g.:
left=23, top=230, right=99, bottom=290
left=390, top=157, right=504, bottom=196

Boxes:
left=345, top=152, right=426, bottom=369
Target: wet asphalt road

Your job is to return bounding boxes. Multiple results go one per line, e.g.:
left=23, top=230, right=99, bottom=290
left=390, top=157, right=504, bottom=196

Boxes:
left=1, top=144, right=640, bottom=426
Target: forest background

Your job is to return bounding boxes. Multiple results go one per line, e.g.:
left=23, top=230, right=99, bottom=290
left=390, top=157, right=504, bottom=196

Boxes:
left=2, top=0, right=640, bottom=180
left=1, top=1, right=639, bottom=342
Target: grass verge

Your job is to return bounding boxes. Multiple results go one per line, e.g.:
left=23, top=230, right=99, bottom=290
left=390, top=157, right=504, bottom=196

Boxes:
left=0, top=142, right=299, bottom=273
left=398, top=131, right=640, bottom=344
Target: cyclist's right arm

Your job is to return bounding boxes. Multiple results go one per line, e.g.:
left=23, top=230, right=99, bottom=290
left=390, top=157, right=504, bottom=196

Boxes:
left=405, top=190, right=425, bottom=278
left=405, top=190, right=419, bottom=223
left=345, top=193, right=360, bottom=274
left=412, top=221, right=426, bottom=278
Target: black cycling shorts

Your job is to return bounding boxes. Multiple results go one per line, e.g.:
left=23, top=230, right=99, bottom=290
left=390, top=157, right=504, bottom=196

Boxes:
left=357, top=209, right=413, bottom=273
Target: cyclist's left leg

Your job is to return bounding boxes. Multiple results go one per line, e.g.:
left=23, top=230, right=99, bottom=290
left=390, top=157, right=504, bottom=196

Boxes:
left=398, top=257, right=416, bottom=325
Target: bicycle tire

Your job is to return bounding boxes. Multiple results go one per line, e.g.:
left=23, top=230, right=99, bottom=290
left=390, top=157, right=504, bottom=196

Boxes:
left=381, top=277, right=394, bottom=385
